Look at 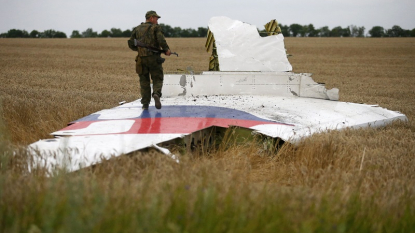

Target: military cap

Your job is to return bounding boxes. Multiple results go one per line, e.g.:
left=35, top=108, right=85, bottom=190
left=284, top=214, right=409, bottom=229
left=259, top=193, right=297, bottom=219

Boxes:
left=145, top=10, right=161, bottom=19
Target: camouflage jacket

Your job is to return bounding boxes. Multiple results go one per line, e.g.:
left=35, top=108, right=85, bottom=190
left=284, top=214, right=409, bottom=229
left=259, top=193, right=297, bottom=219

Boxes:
left=128, top=22, right=169, bottom=57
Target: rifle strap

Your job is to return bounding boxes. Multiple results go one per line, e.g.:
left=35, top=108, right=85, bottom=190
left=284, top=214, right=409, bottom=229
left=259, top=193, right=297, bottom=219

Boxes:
left=138, top=23, right=152, bottom=43
left=138, top=24, right=159, bottom=55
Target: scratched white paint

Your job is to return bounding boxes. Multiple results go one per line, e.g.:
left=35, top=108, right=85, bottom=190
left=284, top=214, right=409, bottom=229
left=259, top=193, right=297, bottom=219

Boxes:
left=164, top=72, right=339, bottom=100
left=158, top=95, right=406, bottom=143
left=57, top=120, right=135, bottom=135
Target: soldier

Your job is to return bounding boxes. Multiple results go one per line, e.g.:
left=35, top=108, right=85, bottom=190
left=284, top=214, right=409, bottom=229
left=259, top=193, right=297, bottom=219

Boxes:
left=129, top=10, right=171, bottom=110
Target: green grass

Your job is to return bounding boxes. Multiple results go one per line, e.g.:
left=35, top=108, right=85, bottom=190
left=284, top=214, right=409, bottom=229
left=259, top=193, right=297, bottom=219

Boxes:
left=1, top=129, right=414, bottom=232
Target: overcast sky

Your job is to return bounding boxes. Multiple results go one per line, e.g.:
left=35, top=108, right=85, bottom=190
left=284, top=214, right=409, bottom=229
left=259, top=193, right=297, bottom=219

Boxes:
left=1, top=0, right=414, bottom=36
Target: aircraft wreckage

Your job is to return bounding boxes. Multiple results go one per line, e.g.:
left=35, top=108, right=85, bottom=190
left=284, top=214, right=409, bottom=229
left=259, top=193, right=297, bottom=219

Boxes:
left=29, top=16, right=407, bottom=172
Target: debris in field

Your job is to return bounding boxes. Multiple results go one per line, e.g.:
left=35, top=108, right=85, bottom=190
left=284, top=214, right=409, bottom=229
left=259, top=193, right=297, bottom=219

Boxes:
left=28, top=16, right=408, bottom=173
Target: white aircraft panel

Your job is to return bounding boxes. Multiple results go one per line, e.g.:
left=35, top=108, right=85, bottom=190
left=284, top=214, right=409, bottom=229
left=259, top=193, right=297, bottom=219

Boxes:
left=164, top=72, right=338, bottom=100
left=208, top=16, right=292, bottom=72
left=29, top=134, right=182, bottom=172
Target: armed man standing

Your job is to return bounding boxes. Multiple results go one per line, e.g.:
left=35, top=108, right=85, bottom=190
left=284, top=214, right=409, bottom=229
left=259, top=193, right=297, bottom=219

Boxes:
left=128, top=10, right=171, bottom=110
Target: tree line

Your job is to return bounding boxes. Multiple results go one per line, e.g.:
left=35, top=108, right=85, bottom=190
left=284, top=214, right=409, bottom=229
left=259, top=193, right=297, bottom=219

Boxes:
left=1, top=23, right=414, bottom=38
left=0, top=24, right=208, bottom=39
left=262, top=24, right=415, bottom=37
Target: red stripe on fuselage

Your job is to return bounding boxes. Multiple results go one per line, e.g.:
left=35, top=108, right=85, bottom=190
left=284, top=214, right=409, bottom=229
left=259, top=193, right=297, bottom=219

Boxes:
left=59, top=117, right=288, bottom=135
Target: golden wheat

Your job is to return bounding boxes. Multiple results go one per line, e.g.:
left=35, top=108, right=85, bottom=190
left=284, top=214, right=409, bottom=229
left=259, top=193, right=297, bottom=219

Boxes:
left=0, top=38, right=414, bottom=232
left=1, top=36, right=414, bottom=178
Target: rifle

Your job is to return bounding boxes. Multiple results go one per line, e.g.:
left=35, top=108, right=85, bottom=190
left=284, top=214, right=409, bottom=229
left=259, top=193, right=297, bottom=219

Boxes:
left=134, top=39, right=178, bottom=57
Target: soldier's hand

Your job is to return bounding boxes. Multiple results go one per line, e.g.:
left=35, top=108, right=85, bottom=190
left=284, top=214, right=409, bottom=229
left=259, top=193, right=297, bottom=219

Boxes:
left=165, top=49, right=171, bottom=56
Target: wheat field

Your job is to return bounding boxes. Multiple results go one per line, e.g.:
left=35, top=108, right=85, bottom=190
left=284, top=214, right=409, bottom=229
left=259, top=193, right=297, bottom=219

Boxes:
left=0, top=37, right=414, bottom=232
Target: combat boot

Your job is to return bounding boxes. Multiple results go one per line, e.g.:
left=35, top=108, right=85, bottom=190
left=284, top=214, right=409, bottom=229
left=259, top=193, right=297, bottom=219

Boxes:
left=153, top=94, right=161, bottom=109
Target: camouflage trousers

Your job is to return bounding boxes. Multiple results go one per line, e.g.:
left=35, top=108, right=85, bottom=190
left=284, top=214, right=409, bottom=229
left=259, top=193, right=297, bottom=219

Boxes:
left=136, top=54, right=164, bottom=105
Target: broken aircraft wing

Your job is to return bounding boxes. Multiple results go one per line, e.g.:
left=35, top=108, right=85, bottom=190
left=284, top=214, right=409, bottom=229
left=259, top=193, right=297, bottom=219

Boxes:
left=28, top=16, right=407, bottom=172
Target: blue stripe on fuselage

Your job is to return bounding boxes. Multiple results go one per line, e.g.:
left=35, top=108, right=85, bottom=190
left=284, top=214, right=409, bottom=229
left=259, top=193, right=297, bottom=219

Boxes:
left=71, top=105, right=277, bottom=124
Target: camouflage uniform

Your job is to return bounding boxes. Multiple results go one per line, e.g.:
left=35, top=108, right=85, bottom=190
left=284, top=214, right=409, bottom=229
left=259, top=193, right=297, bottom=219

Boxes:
left=128, top=11, right=170, bottom=108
